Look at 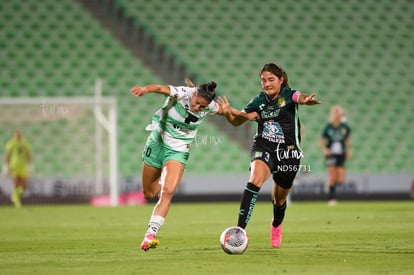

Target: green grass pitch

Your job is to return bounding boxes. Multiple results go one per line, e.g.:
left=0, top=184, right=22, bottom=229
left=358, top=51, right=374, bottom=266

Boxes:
left=0, top=201, right=413, bottom=274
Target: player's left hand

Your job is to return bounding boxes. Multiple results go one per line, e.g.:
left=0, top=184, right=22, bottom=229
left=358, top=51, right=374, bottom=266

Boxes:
left=302, top=93, right=321, bottom=105
left=28, top=164, right=34, bottom=174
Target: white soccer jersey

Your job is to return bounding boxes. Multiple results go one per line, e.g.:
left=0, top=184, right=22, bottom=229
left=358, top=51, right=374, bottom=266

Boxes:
left=146, top=85, right=219, bottom=152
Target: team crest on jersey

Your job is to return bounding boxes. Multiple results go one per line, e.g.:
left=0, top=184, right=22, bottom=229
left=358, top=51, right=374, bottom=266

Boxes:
left=278, top=97, right=286, bottom=107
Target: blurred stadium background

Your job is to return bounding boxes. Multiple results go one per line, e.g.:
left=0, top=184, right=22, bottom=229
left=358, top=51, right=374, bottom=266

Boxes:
left=0, top=0, right=413, bottom=205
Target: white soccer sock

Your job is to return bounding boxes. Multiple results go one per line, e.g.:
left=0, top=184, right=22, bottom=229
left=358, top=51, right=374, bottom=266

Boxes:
left=146, top=215, right=165, bottom=236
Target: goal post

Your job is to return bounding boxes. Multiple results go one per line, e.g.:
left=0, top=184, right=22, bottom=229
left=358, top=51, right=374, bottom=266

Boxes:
left=93, top=79, right=119, bottom=206
left=0, top=82, right=119, bottom=206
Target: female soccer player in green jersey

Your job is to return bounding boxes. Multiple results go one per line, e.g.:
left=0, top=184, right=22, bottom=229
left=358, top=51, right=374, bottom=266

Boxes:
left=319, top=105, right=352, bottom=206
left=219, top=63, right=321, bottom=248
left=131, top=80, right=257, bottom=251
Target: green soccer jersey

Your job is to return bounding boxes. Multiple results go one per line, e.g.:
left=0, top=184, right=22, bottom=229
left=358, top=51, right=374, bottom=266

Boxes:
left=6, top=137, right=31, bottom=169
left=321, top=123, right=351, bottom=154
left=146, top=85, right=219, bottom=152
left=243, top=87, right=302, bottom=149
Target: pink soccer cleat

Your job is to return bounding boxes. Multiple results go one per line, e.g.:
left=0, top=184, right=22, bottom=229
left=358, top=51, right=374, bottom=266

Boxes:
left=140, top=233, right=160, bottom=251
left=271, top=222, right=282, bottom=248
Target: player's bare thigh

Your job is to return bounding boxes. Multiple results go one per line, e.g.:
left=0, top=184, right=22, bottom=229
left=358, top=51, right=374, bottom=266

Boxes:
left=14, top=177, right=28, bottom=189
left=248, top=159, right=271, bottom=188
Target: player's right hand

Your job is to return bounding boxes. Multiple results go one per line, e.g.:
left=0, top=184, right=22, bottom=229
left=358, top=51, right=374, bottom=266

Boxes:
left=1, top=164, right=8, bottom=176
left=130, top=86, right=146, bottom=96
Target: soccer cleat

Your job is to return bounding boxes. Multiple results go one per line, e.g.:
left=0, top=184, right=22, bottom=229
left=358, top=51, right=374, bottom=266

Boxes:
left=140, top=233, right=160, bottom=251
left=271, top=221, right=282, bottom=248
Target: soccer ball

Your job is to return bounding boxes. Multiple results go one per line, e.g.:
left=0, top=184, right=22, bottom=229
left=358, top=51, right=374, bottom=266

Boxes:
left=220, top=226, right=249, bottom=254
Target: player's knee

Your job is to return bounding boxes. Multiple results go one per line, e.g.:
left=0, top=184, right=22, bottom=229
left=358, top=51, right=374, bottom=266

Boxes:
left=160, top=185, right=176, bottom=199
left=143, top=190, right=157, bottom=200
left=273, top=199, right=287, bottom=207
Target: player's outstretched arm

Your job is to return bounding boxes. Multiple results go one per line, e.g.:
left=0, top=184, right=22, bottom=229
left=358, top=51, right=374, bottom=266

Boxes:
left=218, top=96, right=259, bottom=126
left=130, top=84, right=170, bottom=97
left=298, top=93, right=321, bottom=105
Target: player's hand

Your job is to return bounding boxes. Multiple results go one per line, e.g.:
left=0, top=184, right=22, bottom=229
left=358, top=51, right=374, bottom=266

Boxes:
left=217, top=96, right=231, bottom=115
left=322, top=148, right=331, bottom=157
left=302, top=93, right=321, bottom=105
left=130, top=86, right=146, bottom=96
left=1, top=164, right=8, bottom=176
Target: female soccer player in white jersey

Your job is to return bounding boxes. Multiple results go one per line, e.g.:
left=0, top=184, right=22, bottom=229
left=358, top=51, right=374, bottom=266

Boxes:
left=131, top=80, right=257, bottom=251
left=219, top=63, right=320, bottom=248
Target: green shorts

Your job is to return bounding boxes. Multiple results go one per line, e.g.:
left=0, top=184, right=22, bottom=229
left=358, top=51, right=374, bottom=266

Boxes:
left=142, top=137, right=190, bottom=169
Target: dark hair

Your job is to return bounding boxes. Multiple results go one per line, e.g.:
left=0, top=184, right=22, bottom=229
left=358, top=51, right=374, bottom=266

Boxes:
left=197, top=81, right=217, bottom=102
left=260, top=63, right=289, bottom=88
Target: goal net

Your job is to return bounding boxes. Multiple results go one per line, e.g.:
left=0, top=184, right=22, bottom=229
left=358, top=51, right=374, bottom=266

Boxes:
left=0, top=84, right=119, bottom=206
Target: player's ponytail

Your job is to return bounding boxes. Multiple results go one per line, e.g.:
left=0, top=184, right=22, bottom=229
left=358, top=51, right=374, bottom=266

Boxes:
left=185, top=78, right=196, bottom=88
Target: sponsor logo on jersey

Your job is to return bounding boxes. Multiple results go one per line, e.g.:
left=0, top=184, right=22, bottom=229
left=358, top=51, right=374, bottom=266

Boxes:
left=262, top=121, right=285, bottom=143
left=261, top=109, right=280, bottom=119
